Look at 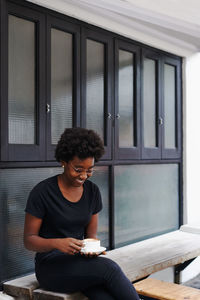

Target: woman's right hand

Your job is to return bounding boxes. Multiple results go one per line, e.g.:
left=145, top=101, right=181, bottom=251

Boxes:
left=55, top=238, right=83, bottom=255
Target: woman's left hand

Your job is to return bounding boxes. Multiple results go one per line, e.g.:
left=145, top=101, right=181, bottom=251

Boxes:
left=80, top=251, right=106, bottom=258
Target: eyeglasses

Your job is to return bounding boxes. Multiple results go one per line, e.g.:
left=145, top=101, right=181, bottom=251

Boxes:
left=69, top=162, right=95, bottom=175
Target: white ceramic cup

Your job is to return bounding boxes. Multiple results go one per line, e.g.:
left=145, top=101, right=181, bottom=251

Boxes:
left=82, top=238, right=100, bottom=252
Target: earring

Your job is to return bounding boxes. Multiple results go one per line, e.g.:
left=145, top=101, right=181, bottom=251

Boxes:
left=62, top=165, right=64, bottom=168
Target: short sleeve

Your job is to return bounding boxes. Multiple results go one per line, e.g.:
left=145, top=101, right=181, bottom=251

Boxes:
left=92, top=184, right=103, bottom=214
left=25, top=184, right=46, bottom=219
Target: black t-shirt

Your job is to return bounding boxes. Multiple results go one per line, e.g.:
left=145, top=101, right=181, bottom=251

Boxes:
left=25, top=175, right=102, bottom=242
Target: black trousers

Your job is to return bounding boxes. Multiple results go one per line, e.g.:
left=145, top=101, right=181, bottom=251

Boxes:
left=35, top=250, right=140, bottom=300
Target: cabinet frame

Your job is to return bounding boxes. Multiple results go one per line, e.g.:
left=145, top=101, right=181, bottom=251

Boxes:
left=46, top=15, right=81, bottom=161
left=81, top=28, right=113, bottom=160
left=114, top=39, right=141, bottom=160
left=1, top=1, right=46, bottom=161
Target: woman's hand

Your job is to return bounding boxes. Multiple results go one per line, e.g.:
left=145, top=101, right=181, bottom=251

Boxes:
left=55, top=237, right=83, bottom=255
left=80, top=251, right=106, bottom=258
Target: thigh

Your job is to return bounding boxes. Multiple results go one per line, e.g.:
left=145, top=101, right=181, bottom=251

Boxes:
left=83, top=285, right=115, bottom=300
left=35, top=251, right=117, bottom=293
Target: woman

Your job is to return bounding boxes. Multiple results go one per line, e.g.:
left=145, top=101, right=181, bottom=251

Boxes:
left=24, top=128, right=139, bottom=300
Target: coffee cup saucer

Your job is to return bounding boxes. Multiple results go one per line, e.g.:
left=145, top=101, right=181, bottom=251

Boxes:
left=80, top=246, right=106, bottom=254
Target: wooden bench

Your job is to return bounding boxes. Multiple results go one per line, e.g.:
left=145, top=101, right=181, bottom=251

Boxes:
left=134, top=278, right=200, bottom=300
left=3, top=228, right=200, bottom=300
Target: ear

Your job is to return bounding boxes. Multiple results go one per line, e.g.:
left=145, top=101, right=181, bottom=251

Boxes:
left=60, top=161, right=66, bottom=168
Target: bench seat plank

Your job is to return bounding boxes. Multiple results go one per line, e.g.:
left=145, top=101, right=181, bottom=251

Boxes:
left=3, top=274, right=39, bottom=299
left=33, top=289, right=88, bottom=300
left=106, top=230, right=200, bottom=282
left=134, top=278, right=200, bottom=300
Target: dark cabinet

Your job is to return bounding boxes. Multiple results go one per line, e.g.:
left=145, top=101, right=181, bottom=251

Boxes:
left=81, top=28, right=113, bottom=160
left=114, top=39, right=140, bottom=160
left=1, top=2, right=46, bottom=161
left=0, top=1, right=182, bottom=163
left=141, top=49, right=181, bottom=159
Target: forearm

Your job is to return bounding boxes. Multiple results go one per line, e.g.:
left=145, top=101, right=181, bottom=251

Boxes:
left=85, top=233, right=97, bottom=239
left=24, top=234, right=58, bottom=252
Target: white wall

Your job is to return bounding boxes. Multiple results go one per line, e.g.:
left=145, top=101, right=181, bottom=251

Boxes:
left=185, top=53, right=200, bottom=225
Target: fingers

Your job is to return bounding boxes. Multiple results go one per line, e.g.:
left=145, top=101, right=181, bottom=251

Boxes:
left=71, top=238, right=83, bottom=247
left=68, top=238, right=84, bottom=255
left=80, top=251, right=106, bottom=257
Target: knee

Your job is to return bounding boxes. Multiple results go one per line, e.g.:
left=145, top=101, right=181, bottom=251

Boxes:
left=101, top=258, right=122, bottom=274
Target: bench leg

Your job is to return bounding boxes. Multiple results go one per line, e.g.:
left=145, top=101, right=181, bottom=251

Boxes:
left=174, top=258, right=196, bottom=283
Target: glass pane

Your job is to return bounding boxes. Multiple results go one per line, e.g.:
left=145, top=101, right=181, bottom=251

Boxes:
left=8, top=15, right=35, bottom=144
left=114, top=164, right=179, bottom=247
left=143, top=58, right=156, bottom=148
left=0, top=167, right=109, bottom=283
left=51, top=28, right=73, bottom=145
left=119, top=50, right=134, bottom=147
left=86, top=39, right=104, bottom=141
left=164, top=64, right=176, bottom=149
left=89, top=166, right=109, bottom=248
left=0, top=167, right=62, bottom=282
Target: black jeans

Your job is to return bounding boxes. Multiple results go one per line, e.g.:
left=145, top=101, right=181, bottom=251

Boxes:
left=35, top=250, right=140, bottom=300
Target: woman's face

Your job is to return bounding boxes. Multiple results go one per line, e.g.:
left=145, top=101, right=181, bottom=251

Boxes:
left=62, top=156, right=95, bottom=187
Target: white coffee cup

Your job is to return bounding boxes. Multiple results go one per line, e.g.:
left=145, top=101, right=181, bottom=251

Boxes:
left=82, top=238, right=100, bottom=252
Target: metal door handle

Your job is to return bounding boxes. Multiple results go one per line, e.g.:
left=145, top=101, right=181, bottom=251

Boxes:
left=158, top=117, right=163, bottom=125
left=46, top=104, right=51, bottom=113
left=116, top=114, right=120, bottom=119
left=107, top=113, right=112, bottom=119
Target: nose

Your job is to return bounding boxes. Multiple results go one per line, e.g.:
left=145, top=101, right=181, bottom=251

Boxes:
left=79, top=172, right=87, bottom=180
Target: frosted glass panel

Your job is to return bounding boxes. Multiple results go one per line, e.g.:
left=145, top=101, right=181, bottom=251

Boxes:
left=143, top=58, right=156, bottom=147
left=89, top=166, right=109, bottom=248
left=164, top=64, right=176, bottom=149
left=0, top=167, right=62, bottom=282
left=51, top=28, right=73, bottom=144
left=119, top=50, right=134, bottom=147
left=0, top=166, right=109, bottom=283
left=114, top=164, right=179, bottom=247
left=86, top=39, right=104, bottom=140
left=8, top=15, right=35, bottom=144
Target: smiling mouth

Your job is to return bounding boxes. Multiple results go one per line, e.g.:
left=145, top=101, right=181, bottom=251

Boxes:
left=76, top=178, right=85, bottom=184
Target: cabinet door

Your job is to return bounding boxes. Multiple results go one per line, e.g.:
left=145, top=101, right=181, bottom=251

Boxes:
left=141, top=49, right=162, bottom=159
left=46, top=16, right=80, bottom=160
left=1, top=2, right=45, bottom=161
left=161, top=56, right=182, bottom=159
left=81, top=28, right=112, bottom=160
left=114, top=40, right=140, bottom=160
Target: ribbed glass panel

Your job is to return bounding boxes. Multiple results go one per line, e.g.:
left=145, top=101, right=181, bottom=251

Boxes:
left=118, top=50, right=134, bottom=147
left=0, top=168, right=62, bottom=282
left=143, top=58, right=156, bottom=148
left=164, top=64, right=176, bottom=149
left=0, top=167, right=109, bottom=282
left=86, top=39, right=104, bottom=141
left=89, top=166, right=109, bottom=248
left=51, top=28, right=73, bottom=145
left=8, top=15, right=35, bottom=144
left=114, top=164, right=179, bottom=247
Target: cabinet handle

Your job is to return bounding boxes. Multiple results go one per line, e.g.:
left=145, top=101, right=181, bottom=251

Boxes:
left=116, top=114, right=120, bottom=119
left=46, top=104, right=51, bottom=113
left=107, top=113, right=112, bottom=119
left=158, top=117, right=163, bottom=125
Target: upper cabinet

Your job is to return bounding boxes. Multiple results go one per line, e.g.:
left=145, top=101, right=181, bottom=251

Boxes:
left=46, top=16, right=80, bottom=160
left=0, top=1, right=182, bottom=163
left=141, top=49, right=181, bottom=160
left=1, top=2, right=46, bottom=161
left=114, top=39, right=140, bottom=160
left=162, top=55, right=181, bottom=159
left=81, top=28, right=113, bottom=160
